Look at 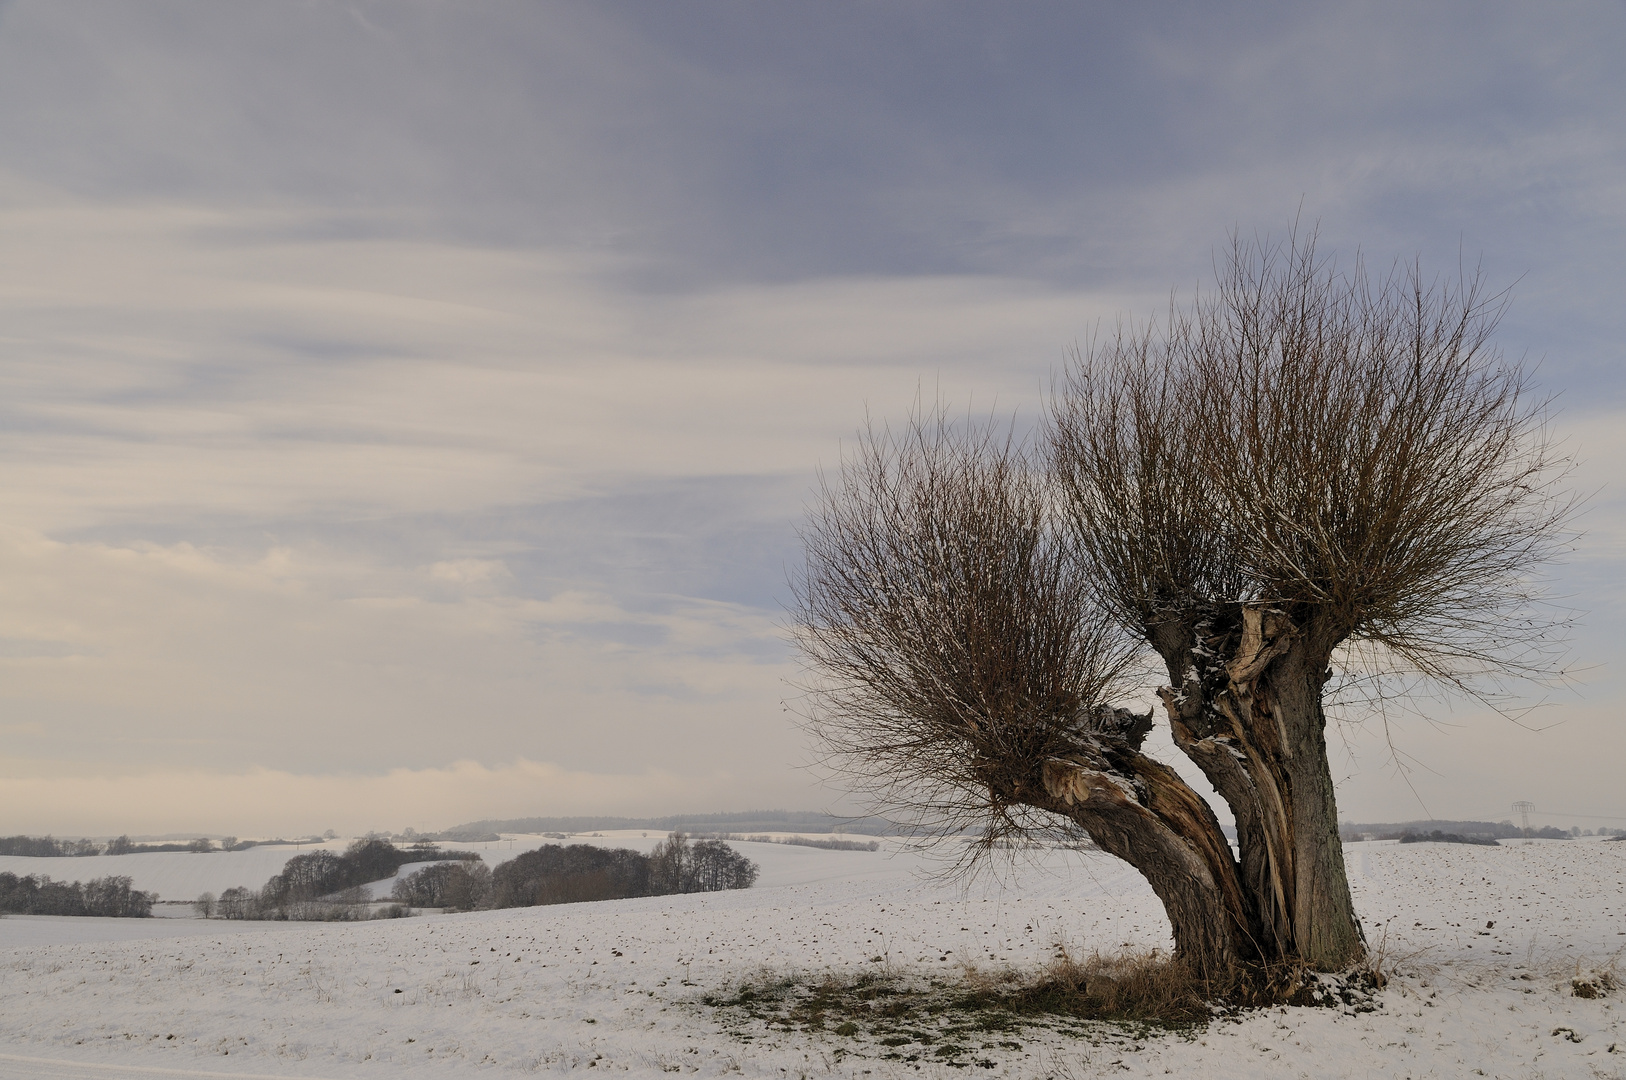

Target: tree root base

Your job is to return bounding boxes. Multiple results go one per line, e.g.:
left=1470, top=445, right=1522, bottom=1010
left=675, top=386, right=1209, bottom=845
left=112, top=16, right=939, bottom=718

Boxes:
left=1267, top=968, right=1385, bottom=1013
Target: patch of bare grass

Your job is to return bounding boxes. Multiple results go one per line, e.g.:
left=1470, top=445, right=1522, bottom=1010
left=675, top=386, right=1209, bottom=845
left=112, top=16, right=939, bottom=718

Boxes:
left=701, top=945, right=1385, bottom=1067
left=956, top=946, right=1217, bottom=1027
left=700, top=948, right=1230, bottom=1068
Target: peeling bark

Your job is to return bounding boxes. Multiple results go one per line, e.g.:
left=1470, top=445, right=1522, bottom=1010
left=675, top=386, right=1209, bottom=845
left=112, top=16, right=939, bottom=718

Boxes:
left=1152, top=604, right=1365, bottom=971
left=991, top=706, right=1263, bottom=980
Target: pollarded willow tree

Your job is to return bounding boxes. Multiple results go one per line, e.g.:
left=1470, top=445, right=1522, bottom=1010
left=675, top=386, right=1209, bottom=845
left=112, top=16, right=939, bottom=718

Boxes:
left=792, top=416, right=1255, bottom=977
left=791, top=232, right=1574, bottom=987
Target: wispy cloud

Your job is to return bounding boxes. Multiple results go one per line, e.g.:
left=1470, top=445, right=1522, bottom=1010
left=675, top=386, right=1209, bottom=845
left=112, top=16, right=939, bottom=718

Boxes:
left=0, top=2, right=1622, bottom=829
left=0, top=197, right=1102, bottom=826
left=0, top=523, right=792, bottom=772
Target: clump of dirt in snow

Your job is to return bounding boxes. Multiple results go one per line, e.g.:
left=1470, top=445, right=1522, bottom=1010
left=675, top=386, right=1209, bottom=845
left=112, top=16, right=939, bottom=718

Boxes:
left=1571, top=965, right=1617, bottom=999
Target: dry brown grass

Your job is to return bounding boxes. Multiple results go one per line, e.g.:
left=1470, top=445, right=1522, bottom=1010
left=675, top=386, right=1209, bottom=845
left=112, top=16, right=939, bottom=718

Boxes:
left=966, top=945, right=1218, bottom=1026
left=703, top=947, right=1241, bottom=1050
left=701, top=946, right=1387, bottom=1071
left=701, top=942, right=1387, bottom=1067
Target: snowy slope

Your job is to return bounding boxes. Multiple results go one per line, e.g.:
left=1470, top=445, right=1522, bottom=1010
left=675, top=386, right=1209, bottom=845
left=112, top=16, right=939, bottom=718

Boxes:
left=0, top=843, right=353, bottom=902
left=0, top=832, right=925, bottom=904
left=0, top=838, right=1621, bottom=1079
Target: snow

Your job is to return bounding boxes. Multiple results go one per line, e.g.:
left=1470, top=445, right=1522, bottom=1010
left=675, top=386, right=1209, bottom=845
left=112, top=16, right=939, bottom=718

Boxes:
left=0, top=836, right=1621, bottom=1078
left=0, top=843, right=356, bottom=903
left=0, top=833, right=923, bottom=907
left=0, top=833, right=904, bottom=906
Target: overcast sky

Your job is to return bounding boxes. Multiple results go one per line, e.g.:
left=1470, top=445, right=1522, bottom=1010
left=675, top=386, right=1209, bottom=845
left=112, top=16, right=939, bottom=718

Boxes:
left=1, top=1, right=1622, bottom=837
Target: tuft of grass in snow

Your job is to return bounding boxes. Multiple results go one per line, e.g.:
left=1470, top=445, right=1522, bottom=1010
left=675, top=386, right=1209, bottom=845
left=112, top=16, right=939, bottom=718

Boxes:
left=962, top=947, right=1217, bottom=1026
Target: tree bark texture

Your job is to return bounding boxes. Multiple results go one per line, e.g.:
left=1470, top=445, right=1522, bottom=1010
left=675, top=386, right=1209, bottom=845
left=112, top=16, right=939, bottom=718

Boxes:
left=991, top=707, right=1263, bottom=980
left=1154, top=604, right=1366, bottom=971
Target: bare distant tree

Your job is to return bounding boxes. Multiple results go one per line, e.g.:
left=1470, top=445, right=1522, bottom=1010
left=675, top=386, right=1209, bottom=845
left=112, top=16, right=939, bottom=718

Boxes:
left=792, top=231, right=1573, bottom=984
left=684, top=840, right=759, bottom=892
left=392, top=861, right=492, bottom=910
left=647, top=832, right=689, bottom=896
left=216, top=886, right=256, bottom=920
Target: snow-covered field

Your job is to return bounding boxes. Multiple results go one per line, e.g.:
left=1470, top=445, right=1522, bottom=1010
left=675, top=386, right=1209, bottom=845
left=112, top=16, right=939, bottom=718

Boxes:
left=0, top=836, right=543, bottom=907
left=1, top=834, right=1622, bottom=1078
left=0, top=833, right=760, bottom=908
left=0, top=844, right=353, bottom=906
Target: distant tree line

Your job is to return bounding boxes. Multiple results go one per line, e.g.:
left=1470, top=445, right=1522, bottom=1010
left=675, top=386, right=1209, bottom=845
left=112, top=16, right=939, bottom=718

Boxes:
left=390, top=827, right=502, bottom=844
left=391, top=833, right=759, bottom=912
left=476, top=834, right=757, bottom=909
left=208, top=840, right=479, bottom=921
left=1397, top=830, right=1500, bottom=847
left=391, top=859, right=493, bottom=909
left=0, top=835, right=103, bottom=857
left=1339, top=820, right=1613, bottom=843
left=107, top=835, right=258, bottom=854
left=0, top=834, right=256, bottom=857
left=201, top=835, right=758, bottom=920
left=701, top=833, right=880, bottom=852
left=0, top=873, right=155, bottom=916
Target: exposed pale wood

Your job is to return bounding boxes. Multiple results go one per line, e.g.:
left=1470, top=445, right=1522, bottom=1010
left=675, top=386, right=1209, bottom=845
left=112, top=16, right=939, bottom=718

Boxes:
left=1151, top=603, right=1364, bottom=970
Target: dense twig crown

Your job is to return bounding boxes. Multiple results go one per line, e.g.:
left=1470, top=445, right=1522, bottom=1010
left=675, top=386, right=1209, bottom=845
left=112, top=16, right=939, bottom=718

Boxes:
left=1050, top=231, right=1574, bottom=686
left=790, top=410, right=1134, bottom=845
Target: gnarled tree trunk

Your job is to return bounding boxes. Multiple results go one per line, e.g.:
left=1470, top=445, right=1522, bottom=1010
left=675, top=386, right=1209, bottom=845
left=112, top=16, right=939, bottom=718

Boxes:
left=1154, top=604, right=1365, bottom=971
left=991, top=706, right=1264, bottom=981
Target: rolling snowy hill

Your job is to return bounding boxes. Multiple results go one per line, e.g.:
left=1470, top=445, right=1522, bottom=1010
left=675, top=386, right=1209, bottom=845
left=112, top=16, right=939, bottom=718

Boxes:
left=0, top=836, right=1621, bottom=1078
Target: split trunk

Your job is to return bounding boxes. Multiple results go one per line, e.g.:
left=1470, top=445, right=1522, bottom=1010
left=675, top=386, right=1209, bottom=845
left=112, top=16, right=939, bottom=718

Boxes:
left=1154, top=603, right=1366, bottom=971
left=1003, top=604, right=1366, bottom=983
